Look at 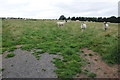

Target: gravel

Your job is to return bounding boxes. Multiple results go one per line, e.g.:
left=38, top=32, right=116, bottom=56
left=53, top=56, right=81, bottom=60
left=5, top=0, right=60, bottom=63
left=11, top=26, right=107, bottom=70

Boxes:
left=2, top=49, right=62, bottom=78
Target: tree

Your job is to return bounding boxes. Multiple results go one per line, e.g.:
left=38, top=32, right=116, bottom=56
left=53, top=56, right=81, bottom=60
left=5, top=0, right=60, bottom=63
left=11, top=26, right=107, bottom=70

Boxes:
left=103, top=17, right=107, bottom=22
left=109, top=16, right=117, bottom=23
left=97, top=17, right=103, bottom=22
left=118, top=17, right=120, bottom=23
left=67, top=17, right=71, bottom=20
left=59, top=15, right=66, bottom=20
left=71, top=17, right=76, bottom=21
left=76, top=17, right=79, bottom=20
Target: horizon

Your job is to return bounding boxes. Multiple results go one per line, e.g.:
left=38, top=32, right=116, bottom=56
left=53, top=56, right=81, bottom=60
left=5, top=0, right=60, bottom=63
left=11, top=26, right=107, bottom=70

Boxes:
left=0, top=15, right=119, bottom=20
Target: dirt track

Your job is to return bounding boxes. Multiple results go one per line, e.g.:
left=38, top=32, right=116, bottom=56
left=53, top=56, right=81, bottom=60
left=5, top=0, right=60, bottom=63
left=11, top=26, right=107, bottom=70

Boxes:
left=78, top=48, right=119, bottom=78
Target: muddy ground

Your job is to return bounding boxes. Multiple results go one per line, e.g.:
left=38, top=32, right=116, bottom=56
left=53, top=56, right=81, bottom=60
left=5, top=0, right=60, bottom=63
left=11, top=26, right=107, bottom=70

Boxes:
left=77, top=48, right=119, bottom=78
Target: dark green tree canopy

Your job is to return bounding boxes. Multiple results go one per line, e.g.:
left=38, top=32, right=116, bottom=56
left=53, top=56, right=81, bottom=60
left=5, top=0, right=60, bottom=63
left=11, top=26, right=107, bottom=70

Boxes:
left=59, top=15, right=66, bottom=20
left=57, top=15, right=119, bottom=23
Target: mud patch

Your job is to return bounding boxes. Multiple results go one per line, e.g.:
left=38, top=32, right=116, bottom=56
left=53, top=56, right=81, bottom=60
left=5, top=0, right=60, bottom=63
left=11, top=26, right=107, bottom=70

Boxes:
left=2, top=49, right=62, bottom=78
left=16, top=45, right=23, bottom=48
left=78, top=48, right=119, bottom=78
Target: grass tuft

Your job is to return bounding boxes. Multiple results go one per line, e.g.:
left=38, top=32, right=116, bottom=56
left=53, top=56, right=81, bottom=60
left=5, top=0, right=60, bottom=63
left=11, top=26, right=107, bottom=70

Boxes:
left=5, top=53, right=15, bottom=58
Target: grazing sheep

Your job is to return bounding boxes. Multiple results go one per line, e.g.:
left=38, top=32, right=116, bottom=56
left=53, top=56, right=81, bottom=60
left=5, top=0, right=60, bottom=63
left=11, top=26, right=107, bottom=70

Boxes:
left=76, top=20, right=79, bottom=22
left=67, top=20, right=71, bottom=22
left=104, top=22, right=109, bottom=31
left=81, top=22, right=87, bottom=31
left=24, top=18, right=27, bottom=20
left=57, top=21, right=65, bottom=27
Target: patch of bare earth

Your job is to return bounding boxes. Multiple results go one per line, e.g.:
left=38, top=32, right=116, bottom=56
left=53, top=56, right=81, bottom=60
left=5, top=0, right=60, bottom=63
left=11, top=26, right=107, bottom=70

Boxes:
left=16, top=45, right=23, bottom=48
left=77, top=48, right=119, bottom=78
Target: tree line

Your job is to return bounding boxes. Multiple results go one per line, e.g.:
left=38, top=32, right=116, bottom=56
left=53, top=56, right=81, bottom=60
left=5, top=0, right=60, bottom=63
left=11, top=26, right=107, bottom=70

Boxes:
left=1, top=16, right=119, bottom=23
left=0, top=17, right=31, bottom=20
left=59, top=15, right=120, bottom=23
left=0, top=17, right=57, bottom=20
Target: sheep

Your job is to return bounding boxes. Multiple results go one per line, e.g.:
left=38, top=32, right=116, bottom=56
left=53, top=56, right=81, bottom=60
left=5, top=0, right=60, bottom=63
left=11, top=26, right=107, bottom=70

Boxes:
left=57, top=21, right=65, bottom=27
left=81, top=22, right=87, bottom=31
left=76, top=20, right=79, bottom=22
left=67, top=20, right=71, bottom=22
left=104, top=22, right=109, bottom=31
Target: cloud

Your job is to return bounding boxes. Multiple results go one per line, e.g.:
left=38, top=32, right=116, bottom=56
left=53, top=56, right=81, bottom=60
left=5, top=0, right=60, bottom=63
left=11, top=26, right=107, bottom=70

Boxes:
left=0, top=0, right=119, bottom=19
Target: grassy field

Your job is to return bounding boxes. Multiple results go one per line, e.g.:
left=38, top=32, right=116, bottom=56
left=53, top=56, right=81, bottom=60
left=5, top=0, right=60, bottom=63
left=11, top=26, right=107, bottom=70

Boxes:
left=2, top=19, right=118, bottom=78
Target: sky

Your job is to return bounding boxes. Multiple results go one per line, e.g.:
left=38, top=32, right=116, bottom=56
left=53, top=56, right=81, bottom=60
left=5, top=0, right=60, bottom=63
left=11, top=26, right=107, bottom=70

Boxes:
left=0, top=0, right=119, bottom=19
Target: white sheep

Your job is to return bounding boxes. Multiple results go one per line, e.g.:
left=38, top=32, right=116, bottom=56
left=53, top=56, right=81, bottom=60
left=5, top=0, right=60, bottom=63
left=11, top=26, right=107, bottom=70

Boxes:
left=57, top=21, right=65, bottom=27
left=81, top=22, right=87, bottom=31
left=67, top=20, right=71, bottom=22
left=104, top=22, right=109, bottom=31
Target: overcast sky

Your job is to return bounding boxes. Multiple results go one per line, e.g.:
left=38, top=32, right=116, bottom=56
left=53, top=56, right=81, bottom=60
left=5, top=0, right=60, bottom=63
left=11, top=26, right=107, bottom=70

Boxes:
left=0, top=0, right=119, bottom=19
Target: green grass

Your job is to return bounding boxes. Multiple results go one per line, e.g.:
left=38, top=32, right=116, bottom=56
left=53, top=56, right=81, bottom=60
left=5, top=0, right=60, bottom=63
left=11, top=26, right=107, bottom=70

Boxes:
left=8, top=46, right=17, bottom=51
left=88, top=72, right=97, bottom=78
left=32, top=50, right=45, bottom=60
left=53, top=58, right=82, bottom=78
left=83, top=69, right=97, bottom=78
left=2, top=19, right=118, bottom=78
left=35, top=51, right=44, bottom=54
left=5, top=53, right=15, bottom=58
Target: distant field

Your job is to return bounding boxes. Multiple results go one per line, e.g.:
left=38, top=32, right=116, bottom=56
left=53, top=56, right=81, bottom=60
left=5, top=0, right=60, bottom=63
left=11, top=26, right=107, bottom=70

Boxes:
left=2, top=19, right=118, bottom=78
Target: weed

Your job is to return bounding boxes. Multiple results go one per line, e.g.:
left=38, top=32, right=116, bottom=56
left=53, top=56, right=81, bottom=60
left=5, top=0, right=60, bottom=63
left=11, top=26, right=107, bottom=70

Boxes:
left=2, top=48, right=7, bottom=54
left=5, top=53, right=15, bottom=58
left=35, top=50, right=46, bottom=54
left=94, top=59, right=98, bottom=61
left=87, top=62, right=91, bottom=64
left=104, top=72, right=107, bottom=74
left=88, top=53, right=94, bottom=56
left=35, top=55, right=41, bottom=60
left=21, top=44, right=34, bottom=50
left=83, top=69, right=90, bottom=75
left=63, top=48, right=75, bottom=55
left=84, top=54, right=87, bottom=56
left=11, top=64, right=14, bottom=67
left=117, top=70, right=120, bottom=73
left=88, top=72, right=96, bottom=78
left=80, top=50, right=84, bottom=53
left=0, top=68, right=5, bottom=72
left=42, top=68, right=46, bottom=71
left=96, top=67, right=101, bottom=70
left=84, top=69, right=89, bottom=72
